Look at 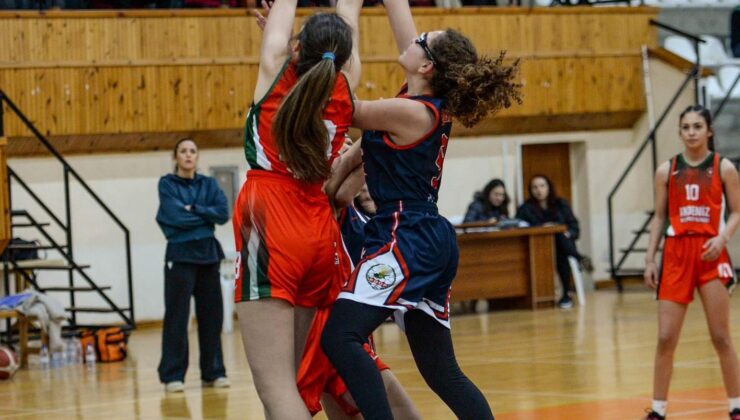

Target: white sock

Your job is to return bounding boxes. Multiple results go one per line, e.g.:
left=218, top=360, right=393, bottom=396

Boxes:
left=652, top=400, right=667, bottom=416
left=729, top=397, right=740, bottom=411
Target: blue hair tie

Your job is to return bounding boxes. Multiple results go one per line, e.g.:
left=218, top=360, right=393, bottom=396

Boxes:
left=322, top=52, right=336, bottom=62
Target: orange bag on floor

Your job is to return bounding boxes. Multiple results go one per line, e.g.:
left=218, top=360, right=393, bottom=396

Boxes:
left=80, top=327, right=128, bottom=363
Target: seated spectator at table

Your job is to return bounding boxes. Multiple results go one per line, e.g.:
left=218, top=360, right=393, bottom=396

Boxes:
left=516, top=174, right=582, bottom=309
left=463, top=178, right=510, bottom=223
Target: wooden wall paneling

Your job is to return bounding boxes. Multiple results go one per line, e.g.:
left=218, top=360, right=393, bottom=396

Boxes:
left=0, top=57, right=646, bottom=138
left=0, top=8, right=659, bottom=149
left=0, top=9, right=659, bottom=64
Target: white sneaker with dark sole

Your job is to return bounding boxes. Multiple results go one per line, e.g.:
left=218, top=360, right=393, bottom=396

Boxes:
left=203, top=377, right=230, bottom=388
left=165, top=381, right=185, bottom=393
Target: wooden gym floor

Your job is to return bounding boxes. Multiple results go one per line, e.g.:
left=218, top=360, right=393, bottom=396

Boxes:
left=2, top=289, right=740, bottom=420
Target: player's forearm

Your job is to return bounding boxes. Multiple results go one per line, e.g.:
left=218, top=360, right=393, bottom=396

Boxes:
left=333, top=167, right=365, bottom=210
left=721, top=212, right=740, bottom=243
left=325, top=141, right=363, bottom=202
left=645, top=216, right=665, bottom=264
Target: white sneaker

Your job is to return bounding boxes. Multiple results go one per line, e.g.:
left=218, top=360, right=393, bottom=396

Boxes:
left=165, top=381, right=185, bottom=393
left=203, top=377, right=230, bottom=388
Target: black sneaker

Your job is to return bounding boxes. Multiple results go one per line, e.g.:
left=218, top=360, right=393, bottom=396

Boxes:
left=643, top=410, right=665, bottom=420
left=730, top=408, right=740, bottom=420
left=558, top=296, right=573, bottom=309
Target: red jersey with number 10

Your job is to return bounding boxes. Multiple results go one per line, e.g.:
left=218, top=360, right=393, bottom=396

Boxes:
left=666, top=152, right=724, bottom=237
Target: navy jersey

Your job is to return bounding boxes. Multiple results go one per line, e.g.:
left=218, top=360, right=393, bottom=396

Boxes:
left=361, top=89, right=452, bottom=206
left=339, top=204, right=371, bottom=266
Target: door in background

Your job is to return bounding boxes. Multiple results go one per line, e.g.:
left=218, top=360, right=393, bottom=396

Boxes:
left=522, top=142, right=572, bottom=203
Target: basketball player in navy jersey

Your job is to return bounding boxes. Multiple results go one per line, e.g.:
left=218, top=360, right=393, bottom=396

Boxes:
left=320, top=1, right=521, bottom=418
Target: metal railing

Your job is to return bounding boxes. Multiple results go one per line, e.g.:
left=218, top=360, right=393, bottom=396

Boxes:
left=0, top=90, right=135, bottom=328
left=712, top=72, right=740, bottom=119
left=650, top=19, right=706, bottom=104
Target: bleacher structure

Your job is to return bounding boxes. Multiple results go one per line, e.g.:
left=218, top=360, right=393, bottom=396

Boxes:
left=0, top=91, right=135, bottom=349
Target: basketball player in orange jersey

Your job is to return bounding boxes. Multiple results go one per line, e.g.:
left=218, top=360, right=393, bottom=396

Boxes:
left=248, top=6, right=420, bottom=418
left=231, top=0, right=362, bottom=418
left=643, top=106, right=740, bottom=420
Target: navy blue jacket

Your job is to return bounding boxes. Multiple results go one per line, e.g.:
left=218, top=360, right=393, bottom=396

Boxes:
left=156, top=173, right=229, bottom=263
left=516, top=198, right=580, bottom=240
left=463, top=192, right=509, bottom=223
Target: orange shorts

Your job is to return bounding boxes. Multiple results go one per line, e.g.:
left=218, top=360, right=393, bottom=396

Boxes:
left=298, top=307, right=390, bottom=416
left=233, top=170, right=348, bottom=307
left=658, top=235, right=736, bottom=304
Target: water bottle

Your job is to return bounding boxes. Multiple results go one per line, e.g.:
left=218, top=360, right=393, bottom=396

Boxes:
left=65, top=340, right=76, bottom=365
left=73, top=338, right=83, bottom=365
left=52, top=350, right=64, bottom=368
left=85, top=344, right=96, bottom=369
left=39, top=345, right=50, bottom=370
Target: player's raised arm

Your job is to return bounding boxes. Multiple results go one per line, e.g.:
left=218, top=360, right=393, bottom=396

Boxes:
left=383, top=0, right=419, bottom=55
left=337, top=0, right=363, bottom=91
left=253, top=0, right=298, bottom=102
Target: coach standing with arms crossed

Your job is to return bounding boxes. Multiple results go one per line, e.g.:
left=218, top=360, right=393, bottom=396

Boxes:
left=156, top=138, right=230, bottom=393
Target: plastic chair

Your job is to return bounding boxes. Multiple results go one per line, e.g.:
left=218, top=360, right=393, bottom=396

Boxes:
left=654, top=0, right=688, bottom=7
left=665, top=36, right=697, bottom=62
left=699, top=36, right=730, bottom=67
left=568, top=256, right=586, bottom=306
left=705, top=76, right=727, bottom=102
left=719, top=66, right=740, bottom=99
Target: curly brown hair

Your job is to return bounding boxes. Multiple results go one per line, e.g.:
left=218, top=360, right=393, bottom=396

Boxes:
left=428, top=29, right=522, bottom=128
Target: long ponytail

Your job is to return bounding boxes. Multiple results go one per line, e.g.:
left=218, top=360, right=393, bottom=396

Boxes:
left=272, top=13, right=353, bottom=184
left=274, top=58, right=337, bottom=183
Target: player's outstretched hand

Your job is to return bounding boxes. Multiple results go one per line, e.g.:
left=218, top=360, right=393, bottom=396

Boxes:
left=701, top=235, right=727, bottom=261
left=251, top=0, right=273, bottom=31
left=644, top=261, right=658, bottom=290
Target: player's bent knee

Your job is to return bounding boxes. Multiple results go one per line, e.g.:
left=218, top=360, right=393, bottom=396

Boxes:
left=711, top=333, right=734, bottom=352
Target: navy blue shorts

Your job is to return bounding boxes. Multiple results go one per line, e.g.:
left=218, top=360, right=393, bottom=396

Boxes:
left=338, top=201, right=458, bottom=328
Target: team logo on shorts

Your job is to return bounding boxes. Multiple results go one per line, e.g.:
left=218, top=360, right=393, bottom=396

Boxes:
left=365, top=264, right=397, bottom=290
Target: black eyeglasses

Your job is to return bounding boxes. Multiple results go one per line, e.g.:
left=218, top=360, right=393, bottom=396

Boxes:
left=414, top=32, right=437, bottom=66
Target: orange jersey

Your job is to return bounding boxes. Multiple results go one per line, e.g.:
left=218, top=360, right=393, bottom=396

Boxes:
left=244, top=59, right=353, bottom=178
left=666, top=152, right=725, bottom=237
